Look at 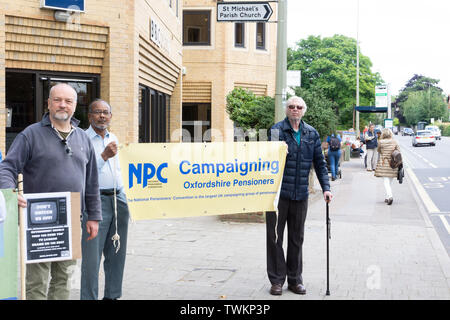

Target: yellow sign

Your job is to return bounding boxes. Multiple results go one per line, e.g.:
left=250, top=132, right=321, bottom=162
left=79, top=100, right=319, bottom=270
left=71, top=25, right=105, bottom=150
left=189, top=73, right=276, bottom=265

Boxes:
left=119, top=142, right=287, bottom=220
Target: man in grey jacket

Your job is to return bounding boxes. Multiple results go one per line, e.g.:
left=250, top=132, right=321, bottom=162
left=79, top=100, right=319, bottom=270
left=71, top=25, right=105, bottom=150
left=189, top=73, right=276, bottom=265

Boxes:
left=0, top=83, right=101, bottom=300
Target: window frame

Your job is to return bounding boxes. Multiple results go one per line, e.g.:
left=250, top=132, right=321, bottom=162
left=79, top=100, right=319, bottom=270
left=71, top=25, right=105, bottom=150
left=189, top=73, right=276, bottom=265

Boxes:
left=256, top=22, right=266, bottom=50
left=183, top=10, right=211, bottom=46
left=234, top=22, right=245, bottom=48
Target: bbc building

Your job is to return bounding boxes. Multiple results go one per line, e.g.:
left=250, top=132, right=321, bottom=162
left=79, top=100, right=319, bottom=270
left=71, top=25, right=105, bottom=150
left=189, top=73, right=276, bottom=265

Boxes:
left=0, top=0, right=276, bottom=154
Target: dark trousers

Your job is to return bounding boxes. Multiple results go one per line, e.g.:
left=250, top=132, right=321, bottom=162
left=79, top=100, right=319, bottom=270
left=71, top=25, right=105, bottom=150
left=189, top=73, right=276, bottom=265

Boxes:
left=266, top=197, right=308, bottom=286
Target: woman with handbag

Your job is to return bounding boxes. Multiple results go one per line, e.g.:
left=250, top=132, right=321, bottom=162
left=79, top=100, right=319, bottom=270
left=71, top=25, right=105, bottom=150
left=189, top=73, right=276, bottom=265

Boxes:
left=374, top=128, right=400, bottom=205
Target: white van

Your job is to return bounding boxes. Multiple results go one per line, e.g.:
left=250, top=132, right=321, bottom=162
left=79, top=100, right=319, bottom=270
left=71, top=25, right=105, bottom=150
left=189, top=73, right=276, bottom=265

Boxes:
left=425, top=125, right=441, bottom=140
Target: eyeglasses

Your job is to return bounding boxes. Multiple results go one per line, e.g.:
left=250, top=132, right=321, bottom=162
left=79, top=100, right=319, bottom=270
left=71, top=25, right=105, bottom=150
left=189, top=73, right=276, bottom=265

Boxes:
left=61, top=139, right=73, bottom=156
left=288, top=105, right=304, bottom=110
left=90, top=110, right=111, bottom=116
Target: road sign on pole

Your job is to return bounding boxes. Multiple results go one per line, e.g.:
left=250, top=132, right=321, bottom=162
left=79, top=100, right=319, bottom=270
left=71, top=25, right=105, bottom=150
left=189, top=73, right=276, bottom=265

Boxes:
left=375, top=85, right=388, bottom=108
left=217, top=2, right=273, bottom=22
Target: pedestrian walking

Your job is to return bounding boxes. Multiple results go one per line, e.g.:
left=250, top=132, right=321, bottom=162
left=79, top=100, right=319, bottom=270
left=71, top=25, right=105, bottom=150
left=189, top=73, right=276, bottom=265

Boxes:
left=81, top=99, right=130, bottom=300
left=267, top=96, right=332, bottom=296
left=0, top=83, right=101, bottom=300
left=364, top=124, right=378, bottom=171
left=326, top=133, right=342, bottom=181
left=374, top=128, right=400, bottom=205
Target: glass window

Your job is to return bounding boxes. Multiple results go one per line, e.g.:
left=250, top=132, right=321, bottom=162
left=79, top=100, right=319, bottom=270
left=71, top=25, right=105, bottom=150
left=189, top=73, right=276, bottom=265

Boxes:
left=183, top=11, right=211, bottom=46
left=235, top=23, right=245, bottom=48
left=256, top=22, right=266, bottom=50
left=139, top=85, right=169, bottom=143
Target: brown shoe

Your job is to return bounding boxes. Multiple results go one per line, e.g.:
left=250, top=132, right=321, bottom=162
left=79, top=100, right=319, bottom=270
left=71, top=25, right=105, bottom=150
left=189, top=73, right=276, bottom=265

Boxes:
left=270, top=284, right=283, bottom=295
left=288, top=283, right=306, bottom=295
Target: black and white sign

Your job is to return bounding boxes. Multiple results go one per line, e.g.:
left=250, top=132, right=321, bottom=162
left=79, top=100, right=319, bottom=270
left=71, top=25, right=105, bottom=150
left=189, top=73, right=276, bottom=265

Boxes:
left=217, top=2, right=273, bottom=22
left=23, top=192, right=73, bottom=263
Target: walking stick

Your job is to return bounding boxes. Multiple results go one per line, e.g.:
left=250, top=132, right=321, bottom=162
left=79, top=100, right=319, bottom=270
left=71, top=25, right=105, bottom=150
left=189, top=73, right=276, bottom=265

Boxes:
left=326, top=196, right=331, bottom=296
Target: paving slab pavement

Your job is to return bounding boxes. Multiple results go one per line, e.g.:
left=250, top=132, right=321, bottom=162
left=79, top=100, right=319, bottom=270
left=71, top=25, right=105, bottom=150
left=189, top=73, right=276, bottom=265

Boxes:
left=69, top=157, right=450, bottom=300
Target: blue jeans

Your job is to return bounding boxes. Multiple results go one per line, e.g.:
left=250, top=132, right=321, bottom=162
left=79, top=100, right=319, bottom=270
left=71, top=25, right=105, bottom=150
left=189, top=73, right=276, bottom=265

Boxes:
left=80, top=191, right=129, bottom=300
left=328, top=150, right=341, bottom=178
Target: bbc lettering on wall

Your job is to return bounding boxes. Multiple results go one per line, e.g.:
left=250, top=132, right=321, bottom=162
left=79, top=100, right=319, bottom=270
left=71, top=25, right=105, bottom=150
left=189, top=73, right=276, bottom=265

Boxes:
left=23, top=192, right=81, bottom=264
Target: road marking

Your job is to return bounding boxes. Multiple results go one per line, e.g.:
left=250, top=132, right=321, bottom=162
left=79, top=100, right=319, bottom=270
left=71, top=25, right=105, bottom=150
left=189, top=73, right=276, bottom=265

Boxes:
left=402, top=145, right=437, bottom=168
left=438, top=215, right=450, bottom=234
left=414, top=153, right=437, bottom=168
left=405, top=166, right=440, bottom=213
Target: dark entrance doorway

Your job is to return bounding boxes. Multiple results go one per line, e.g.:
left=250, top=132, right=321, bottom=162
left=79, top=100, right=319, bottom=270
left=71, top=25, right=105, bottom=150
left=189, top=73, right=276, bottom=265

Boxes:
left=5, top=70, right=99, bottom=152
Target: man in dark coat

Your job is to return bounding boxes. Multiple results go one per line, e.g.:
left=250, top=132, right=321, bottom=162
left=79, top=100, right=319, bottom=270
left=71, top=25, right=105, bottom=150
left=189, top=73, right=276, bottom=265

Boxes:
left=267, top=96, right=332, bottom=295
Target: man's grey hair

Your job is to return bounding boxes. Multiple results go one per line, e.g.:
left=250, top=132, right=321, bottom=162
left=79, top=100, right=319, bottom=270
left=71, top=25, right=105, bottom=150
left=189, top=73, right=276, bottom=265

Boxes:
left=285, top=96, right=307, bottom=115
left=49, top=83, right=77, bottom=101
left=88, top=99, right=112, bottom=113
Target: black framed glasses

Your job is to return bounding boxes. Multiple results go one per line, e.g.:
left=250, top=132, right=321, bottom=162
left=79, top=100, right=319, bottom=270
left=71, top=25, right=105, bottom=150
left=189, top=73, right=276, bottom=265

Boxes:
left=61, top=139, right=73, bottom=156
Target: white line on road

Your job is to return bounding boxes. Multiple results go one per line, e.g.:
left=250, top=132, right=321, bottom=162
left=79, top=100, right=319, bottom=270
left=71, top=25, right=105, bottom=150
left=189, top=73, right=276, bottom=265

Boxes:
left=438, top=215, right=450, bottom=234
left=414, top=152, right=437, bottom=168
left=405, top=166, right=440, bottom=213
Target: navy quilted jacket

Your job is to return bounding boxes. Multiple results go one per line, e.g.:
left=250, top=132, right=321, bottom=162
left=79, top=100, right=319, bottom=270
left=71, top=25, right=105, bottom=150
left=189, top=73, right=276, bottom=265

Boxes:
left=270, top=118, right=330, bottom=201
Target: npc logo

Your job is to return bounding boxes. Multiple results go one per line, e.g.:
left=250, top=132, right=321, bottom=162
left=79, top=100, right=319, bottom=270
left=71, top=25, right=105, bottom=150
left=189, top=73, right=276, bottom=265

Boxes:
left=129, top=163, right=168, bottom=189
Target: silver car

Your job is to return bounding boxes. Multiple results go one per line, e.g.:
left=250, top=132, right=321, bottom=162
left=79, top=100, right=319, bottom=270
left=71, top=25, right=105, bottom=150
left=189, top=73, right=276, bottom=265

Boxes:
left=412, top=130, right=436, bottom=147
left=425, top=125, right=441, bottom=140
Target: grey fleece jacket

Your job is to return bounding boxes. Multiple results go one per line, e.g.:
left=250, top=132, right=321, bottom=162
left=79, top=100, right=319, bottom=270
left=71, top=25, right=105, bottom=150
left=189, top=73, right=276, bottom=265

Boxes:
left=0, top=113, right=101, bottom=221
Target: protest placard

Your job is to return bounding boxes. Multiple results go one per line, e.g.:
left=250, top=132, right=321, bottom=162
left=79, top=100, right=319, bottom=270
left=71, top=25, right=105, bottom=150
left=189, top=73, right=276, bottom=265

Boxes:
left=119, top=141, right=287, bottom=220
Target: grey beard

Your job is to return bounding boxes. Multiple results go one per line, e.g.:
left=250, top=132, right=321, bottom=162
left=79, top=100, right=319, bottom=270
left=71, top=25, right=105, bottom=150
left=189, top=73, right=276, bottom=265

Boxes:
left=92, top=122, right=108, bottom=131
left=52, top=112, right=70, bottom=121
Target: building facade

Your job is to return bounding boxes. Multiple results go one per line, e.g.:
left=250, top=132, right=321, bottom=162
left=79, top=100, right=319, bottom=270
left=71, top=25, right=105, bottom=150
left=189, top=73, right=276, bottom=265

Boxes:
left=0, top=0, right=183, bottom=154
left=181, top=0, right=277, bottom=142
left=1, top=0, right=278, bottom=155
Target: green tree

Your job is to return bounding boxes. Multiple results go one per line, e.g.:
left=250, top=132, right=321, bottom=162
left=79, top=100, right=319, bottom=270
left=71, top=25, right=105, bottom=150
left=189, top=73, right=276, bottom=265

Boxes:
left=403, top=89, right=448, bottom=126
left=288, top=34, right=382, bottom=128
left=226, top=87, right=274, bottom=132
left=293, top=86, right=339, bottom=139
left=393, top=74, right=443, bottom=123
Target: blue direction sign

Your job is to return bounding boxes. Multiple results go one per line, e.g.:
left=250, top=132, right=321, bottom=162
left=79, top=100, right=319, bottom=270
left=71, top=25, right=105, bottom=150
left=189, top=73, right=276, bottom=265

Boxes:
left=217, top=2, right=273, bottom=22
left=41, top=0, right=85, bottom=12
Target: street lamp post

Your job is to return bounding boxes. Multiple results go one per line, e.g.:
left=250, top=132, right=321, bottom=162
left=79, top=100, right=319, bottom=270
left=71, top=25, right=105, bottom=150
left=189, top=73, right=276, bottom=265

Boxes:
left=275, top=0, right=287, bottom=123
left=355, top=0, right=360, bottom=136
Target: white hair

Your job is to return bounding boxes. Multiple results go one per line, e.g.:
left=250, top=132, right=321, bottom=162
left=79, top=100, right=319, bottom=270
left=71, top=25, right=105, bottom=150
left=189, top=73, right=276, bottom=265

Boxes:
left=285, top=96, right=307, bottom=115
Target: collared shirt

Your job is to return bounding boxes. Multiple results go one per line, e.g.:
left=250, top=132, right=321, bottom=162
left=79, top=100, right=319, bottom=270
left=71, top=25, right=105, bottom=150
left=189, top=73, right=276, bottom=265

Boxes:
left=293, top=124, right=302, bottom=146
left=86, top=126, right=123, bottom=190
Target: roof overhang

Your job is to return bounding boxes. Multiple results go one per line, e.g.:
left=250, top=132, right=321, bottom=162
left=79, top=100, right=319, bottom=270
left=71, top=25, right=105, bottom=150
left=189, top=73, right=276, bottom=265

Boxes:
left=354, top=106, right=387, bottom=113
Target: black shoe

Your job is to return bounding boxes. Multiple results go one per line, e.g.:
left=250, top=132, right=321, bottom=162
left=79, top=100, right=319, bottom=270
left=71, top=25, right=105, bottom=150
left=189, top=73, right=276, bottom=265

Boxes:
left=387, top=197, right=393, bottom=205
left=331, top=177, right=336, bottom=181
left=288, top=283, right=306, bottom=295
left=270, top=284, right=283, bottom=296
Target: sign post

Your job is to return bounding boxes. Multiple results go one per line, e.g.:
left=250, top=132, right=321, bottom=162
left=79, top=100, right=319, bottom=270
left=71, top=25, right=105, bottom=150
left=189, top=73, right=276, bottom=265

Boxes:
left=217, top=2, right=273, bottom=22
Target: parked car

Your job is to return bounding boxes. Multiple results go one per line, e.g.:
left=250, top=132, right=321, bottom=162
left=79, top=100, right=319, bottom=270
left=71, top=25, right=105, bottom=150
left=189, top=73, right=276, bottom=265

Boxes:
left=425, top=125, right=441, bottom=140
left=412, top=130, right=436, bottom=147
left=402, top=128, right=414, bottom=136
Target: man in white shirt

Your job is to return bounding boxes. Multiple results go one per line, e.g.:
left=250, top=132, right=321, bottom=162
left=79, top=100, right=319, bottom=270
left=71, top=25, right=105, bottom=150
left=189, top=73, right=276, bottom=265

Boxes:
left=81, top=99, right=130, bottom=300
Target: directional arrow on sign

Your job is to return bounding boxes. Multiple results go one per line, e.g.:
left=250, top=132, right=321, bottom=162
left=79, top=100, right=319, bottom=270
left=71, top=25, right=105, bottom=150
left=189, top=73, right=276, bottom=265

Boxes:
left=217, top=2, right=274, bottom=22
